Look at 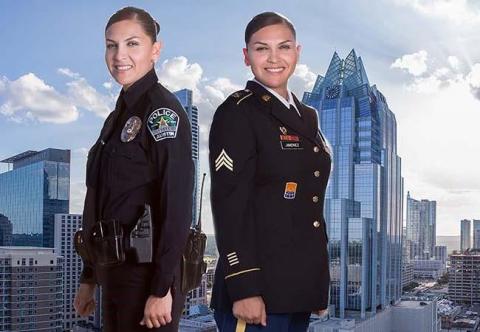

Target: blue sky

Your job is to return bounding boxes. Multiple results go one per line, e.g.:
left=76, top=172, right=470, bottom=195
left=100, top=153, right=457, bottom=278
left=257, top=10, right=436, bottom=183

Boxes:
left=1, top=0, right=480, bottom=235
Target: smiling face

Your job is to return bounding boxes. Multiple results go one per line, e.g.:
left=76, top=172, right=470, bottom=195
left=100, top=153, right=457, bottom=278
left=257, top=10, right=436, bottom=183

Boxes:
left=243, top=23, right=300, bottom=98
left=105, top=19, right=161, bottom=90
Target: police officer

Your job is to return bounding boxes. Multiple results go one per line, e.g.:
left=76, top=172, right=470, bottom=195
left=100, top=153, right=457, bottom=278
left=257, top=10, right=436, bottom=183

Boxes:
left=73, top=7, right=194, bottom=332
left=209, top=12, right=331, bottom=332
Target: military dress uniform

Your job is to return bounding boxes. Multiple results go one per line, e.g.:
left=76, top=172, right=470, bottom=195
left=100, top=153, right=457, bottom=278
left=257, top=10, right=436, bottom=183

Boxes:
left=209, top=80, right=331, bottom=332
left=79, top=69, right=194, bottom=332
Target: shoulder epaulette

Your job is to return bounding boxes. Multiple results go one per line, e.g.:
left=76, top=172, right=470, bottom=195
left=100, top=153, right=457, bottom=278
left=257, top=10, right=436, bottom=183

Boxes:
left=229, top=89, right=253, bottom=106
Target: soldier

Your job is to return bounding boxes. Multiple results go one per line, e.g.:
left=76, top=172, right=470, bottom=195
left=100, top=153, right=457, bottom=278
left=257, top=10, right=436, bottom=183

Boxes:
left=73, top=7, right=194, bottom=332
left=209, top=12, right=331, bottom=332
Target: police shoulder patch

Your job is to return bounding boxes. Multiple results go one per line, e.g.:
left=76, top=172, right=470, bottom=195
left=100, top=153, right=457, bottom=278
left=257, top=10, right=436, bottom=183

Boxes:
left=147, top=108, right=180, bottom=142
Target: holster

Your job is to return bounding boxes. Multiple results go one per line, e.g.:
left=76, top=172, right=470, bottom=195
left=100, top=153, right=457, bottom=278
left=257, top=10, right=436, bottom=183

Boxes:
left=181, top=227, right=207, bottom=293
left=91, top=219, right=126, bottom=266
left=74, top=229, right=96, bottom=265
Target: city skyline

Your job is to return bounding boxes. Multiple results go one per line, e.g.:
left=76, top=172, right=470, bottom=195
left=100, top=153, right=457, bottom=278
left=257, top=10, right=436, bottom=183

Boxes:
left=1, top=1, right=480, bottom=235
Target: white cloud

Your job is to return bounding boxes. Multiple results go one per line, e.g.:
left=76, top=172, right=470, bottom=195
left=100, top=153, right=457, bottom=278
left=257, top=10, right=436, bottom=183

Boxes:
left=157, top=56, right=203, bottom=102
left=103, top=82, right=113, bottom=90
left=0, top=69, right=115, bottom=123
left=466, top=63, right=480, bottom=88
left=448, top=55, right=460, bottom=70
left=204, top=78, right=243, bottom=106
left=57, top=67, right=81, bottom=79
left=391, top=50, right=428, bottom=76
left=0, top=73, right=78, bottom=123
left=395, top=0, right=480, bottom=24
left=293, top=64, right=317, bottom=90
left=66, top=78, right=113, bottom=118
left=393, top=76, right=480, bottom=234
left=59, top=67, right=115, bottom=118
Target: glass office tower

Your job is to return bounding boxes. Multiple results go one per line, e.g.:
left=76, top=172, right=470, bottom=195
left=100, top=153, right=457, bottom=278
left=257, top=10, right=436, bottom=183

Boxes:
left=303, top=50, right=403, bottom=318
left=406, top=192, right=436, bottom=259
left=0, top=149, right=70, bottom=247
left=174, top=89, right=200, bottom=225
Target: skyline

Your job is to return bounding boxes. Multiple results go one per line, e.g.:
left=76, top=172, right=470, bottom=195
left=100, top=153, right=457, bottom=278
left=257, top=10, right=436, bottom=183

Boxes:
left=1, top=0, right=479, bottom=235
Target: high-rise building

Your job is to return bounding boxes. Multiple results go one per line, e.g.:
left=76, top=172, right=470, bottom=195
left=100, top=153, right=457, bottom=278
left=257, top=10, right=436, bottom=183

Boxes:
left=54, top=213, right=87, bottom=330
left=449, top=249, right=480, bottom=306
left=473, top=219, right=480, bottom=249
left=0, top=247, right=63, bottom=332
left=303, top=49, right=404, bottom=318
left=434, top=245, right=447, bottom=265
left=460, top=219, right=471, bottom=251
left=0, top=149, right=70, bottom=247
left=184, top=273, right=208, bottom=316
left=174, top=89, right=200, bottom=226
left=0, top=213, right=13, bottom=246
left=406, top=192, right=436, bottom=259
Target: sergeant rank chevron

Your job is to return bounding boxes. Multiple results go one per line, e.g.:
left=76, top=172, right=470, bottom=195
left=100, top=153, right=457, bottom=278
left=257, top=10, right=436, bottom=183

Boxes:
left=215, top=149, right=233, bottom=172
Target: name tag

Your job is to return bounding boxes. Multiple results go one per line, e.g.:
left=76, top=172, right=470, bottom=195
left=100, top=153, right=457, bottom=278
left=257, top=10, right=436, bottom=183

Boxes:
left=280, top=135, right=303, bottom=150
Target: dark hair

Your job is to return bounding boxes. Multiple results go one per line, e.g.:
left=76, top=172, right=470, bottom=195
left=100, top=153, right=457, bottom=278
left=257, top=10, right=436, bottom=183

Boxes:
left=105, top=7, right=160, bottom=42
left=245, top=12, right=296, bottom=45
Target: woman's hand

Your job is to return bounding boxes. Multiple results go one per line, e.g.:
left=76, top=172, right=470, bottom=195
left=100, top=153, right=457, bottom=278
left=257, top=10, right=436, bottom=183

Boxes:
left=73, top=283, right=96, bottom=317
left=140, top=289, right=173, bottom=328
left=233, top=296, right=267, bottom=326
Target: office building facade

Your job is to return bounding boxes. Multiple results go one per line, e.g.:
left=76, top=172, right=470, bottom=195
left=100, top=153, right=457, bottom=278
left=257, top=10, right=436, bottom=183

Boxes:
left=460, top=219, right=471, bottom=252
left=174, top=89, right=200, bottom=226
left=406, top=193, right=436, bottom=260
left=473, top=219, right=480, bottom=249
left=54, top=213, right=87, bottom=330
left=0, top=149, right=70, bottom=247
left=0, top=247, right=63, bottom=332
left=0, top=214, right=13, bottom=246
left=303, top=49, right=404, bottom=318
left=449, top=249, right=480, bottom=306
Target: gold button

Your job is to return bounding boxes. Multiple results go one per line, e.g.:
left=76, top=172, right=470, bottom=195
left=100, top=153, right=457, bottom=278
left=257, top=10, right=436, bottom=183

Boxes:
left=312, top=196, right=319, bottom=203
left=314, top=171, right=320, bottom=177
left=313, top=221, right=320, bottom=228
left=313, top=146, right=320, bottom=153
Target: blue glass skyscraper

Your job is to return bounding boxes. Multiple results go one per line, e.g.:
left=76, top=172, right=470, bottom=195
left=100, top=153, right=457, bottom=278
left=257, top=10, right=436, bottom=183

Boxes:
left=303, top=50, right=403, bottom=318
left=0, top=148, right=70, bottom=247
left=174, top=89, right=200, bottom=225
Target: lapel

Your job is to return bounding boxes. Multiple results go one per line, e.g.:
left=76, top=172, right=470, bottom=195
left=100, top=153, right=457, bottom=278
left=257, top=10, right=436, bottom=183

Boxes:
left=246, top=81, right=317, bottom=143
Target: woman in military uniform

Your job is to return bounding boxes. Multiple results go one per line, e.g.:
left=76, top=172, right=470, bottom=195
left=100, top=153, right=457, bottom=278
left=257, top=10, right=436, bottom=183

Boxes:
left=73, top=7, right=194, bottom=332
left=209, top=12, right=331, bottom=332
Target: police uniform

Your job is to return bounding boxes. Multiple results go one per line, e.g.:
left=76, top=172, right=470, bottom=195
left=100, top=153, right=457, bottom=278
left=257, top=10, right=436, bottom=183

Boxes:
left=79, top=69, right=194, bottom=332
left=209, top=80, right=331, bottom=331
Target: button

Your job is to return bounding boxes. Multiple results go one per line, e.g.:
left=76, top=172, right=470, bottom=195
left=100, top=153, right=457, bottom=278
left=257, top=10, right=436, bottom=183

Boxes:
left=313, top=221, right=321, bottom=228
left=312, top=196, right=319, bottom=203
left=313, top=146, right=320, bottom=153
left=314, top=171, right=320, bottom=177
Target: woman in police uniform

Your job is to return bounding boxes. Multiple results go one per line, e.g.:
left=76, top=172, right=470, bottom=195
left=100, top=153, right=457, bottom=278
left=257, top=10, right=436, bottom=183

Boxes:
left=73, top=7, right=194, bottom=332
left=209, top=12, right=331, bottom=332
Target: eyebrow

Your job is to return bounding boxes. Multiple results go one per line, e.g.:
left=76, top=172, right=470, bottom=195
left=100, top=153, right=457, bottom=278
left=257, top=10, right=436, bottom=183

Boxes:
left=252, top=40, right=294, bottom=46
left=106, top=36, right=141, bottom=43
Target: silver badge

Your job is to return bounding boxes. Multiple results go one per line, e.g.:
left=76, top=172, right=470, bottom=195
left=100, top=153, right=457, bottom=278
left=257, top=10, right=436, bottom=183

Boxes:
left=121, top=116, right=142, bottom=142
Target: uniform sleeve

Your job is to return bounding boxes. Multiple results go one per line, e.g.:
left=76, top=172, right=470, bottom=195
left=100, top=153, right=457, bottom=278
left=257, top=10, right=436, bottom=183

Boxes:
left=209, top=102, right=261, bottom=302
left=149, top=107, right=194, bottom=297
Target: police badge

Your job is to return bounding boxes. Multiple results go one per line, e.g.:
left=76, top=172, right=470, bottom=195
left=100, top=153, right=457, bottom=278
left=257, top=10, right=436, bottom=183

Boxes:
left=121, top=116, right=142, bottom=143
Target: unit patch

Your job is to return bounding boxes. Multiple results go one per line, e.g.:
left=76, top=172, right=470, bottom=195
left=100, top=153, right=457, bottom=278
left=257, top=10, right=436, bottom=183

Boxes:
left=284, top=182, right=298, bottom=199
left=215, top=149, right=233, bottom=172
left=120, top=116, right=142, bottom=142
left=147, top=108, right=179, bottom=142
